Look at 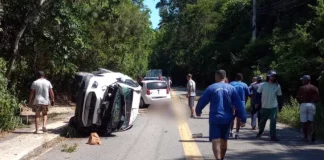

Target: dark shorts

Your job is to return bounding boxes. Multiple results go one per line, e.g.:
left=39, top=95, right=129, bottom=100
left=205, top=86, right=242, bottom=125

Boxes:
left=188, top=96, right=195, bottom=107
left=209, top=124, right=231, bottom=140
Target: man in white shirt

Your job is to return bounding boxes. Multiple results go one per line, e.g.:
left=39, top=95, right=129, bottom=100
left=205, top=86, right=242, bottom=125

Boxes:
left=186, top=74, right=196, bottom=118
left=167, top=77, right=172, bottom=90
left=29, top=71, right=55, bottom=134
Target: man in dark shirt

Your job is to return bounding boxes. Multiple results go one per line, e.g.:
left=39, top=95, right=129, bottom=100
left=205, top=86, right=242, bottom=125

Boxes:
left=296, top=75, right=320, bottom=141
left=250, top=76, right=263, bottom=130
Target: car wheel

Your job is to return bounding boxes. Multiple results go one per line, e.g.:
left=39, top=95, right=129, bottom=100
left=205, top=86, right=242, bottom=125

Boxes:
left=68, top=116, right=75, bottom=127
left=140, top=98, right=145, bottom=108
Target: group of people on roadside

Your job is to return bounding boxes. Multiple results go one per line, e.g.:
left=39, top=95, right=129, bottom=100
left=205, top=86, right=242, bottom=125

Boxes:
left=186, top=70, right=320, bottom=160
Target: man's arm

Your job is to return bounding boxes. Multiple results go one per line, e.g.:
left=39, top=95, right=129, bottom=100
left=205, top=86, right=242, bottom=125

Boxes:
left=244, top=85, right=250, bottom=104
left=296, top=87, right=302, bottom=103
left=255, top=84, right=263, bottom=108
left=195, top=87, right=211, bottom=116
left=188, top=82, right=192, bottom=97
left=277, top=85, right=283, bottom=111
left=49, top=82, right=55, bottom=105
left=29, top=89, right=35, bottom=107
left=232, top=90, right=247, bottom=123
left=313, top=87, right=320, bottom=103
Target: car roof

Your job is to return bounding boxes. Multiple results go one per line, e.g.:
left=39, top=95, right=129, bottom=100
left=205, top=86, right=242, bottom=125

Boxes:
left=142, top=80, right=166, bottom=83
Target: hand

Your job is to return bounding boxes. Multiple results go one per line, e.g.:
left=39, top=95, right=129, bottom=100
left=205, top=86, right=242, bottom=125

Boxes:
left=51, top=100, right=55, bottom=106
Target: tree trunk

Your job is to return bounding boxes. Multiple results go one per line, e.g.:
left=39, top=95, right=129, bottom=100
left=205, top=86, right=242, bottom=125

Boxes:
left=6, top=24, right=27, bottom=78
left=5, top=0, right=52, bottom=78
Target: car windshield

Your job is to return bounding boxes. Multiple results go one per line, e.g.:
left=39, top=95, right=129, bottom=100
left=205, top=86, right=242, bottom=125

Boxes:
left=144, top=77, right=158, bottom=80
left=147, top=82, right=167, bottom=90
left=117, top=78, right=139, bottom=87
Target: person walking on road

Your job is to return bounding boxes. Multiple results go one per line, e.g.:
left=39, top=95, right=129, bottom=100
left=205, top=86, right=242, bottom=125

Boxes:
left=29, top=71, right=55, bottom=134
left=256, top=70, right=283, bottom=141
left=196, top=70, right=246, bottom=160
left=250, top=76, right=263, bottom=130
left=186, top=74, right=196, bottom=118
left=158, top=74, right=163, bottom=81
left=296, top=75, right=320, bottom=142
left=167, top=77, right=172, bottom=90
left=229, top=73, right=250, bottom=139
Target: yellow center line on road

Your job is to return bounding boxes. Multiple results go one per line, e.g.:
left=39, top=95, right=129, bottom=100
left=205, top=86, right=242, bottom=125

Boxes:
left=171, top=91, right=204, bottom=160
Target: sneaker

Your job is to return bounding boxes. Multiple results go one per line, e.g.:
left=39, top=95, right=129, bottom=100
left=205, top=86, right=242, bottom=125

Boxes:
left=190, top=115, right=195, bottom=118
left=256, top=133, right=261, bottom=138
left=235, top=134, right=239, bottom=139
left=270, top=136, right=279, bottom=141
left=229, top=132, right=233, bottom=138
left=252, top=126, right=256, bottom=130
left=42, top=127, right=47, bottom=132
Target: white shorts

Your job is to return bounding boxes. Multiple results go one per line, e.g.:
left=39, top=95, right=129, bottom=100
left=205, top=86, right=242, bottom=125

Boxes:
left=300, top=103, right=316, bottom=122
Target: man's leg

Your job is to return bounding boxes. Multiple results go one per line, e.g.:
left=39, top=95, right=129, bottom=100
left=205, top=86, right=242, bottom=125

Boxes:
left=269, top=107, right=278, bottom=140
left=257, top=108, right=270, bottom=136
left=42, top=106, right=48, bottom=132
left=300, top=104, right=308, bottom=140
left=235, top=118, right=241, bottom=139
left=212, top=139, right=222, bottom=160
left=35, top=111, right=41, bottom=132
left=220, top=139, right=228, bottom=160
left=189, top=97, right=194, bottom=117
left=257, top=110, right=261, bottom=128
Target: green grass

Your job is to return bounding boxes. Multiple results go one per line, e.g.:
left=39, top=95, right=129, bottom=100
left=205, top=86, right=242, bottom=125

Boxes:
left=61, top=143, right=78, bottom=153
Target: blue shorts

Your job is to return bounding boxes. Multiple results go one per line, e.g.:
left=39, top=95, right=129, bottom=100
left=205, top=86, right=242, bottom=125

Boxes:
left=209, top=124, right=231, bottom=141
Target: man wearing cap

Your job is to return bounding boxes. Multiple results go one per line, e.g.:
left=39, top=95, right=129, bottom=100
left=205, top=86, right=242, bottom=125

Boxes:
left=256, top=70, right=283, bottom=141
left=296, top=75, right=320, bottom=141
left=250, top=76, right=263, bottom=130
left=196, top=70, right=246, bottom=160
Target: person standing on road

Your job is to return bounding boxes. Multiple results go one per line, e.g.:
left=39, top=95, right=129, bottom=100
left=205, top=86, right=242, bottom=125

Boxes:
left=296, top=75, right=320, bottom=142
left=186, top=74, right=196, bottom=118
left=256, top=70, right=283, bottom=141
left=167, top=77, right=172, bottom=90
left=196, top=70, right=246, bottom=160
left=28, top=71, right=55, bottom=134
left=250, top=76, right=263, bottom=130
left=229, top=73, right=250, bottom=139
left=158, top=74, right=163, bottom=81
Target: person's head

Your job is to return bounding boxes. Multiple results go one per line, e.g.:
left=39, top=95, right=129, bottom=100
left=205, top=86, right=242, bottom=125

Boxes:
left=256, top=75, right=263, bottom=83
left=187, top=74, right=192, bottom=81
left=168, top=77, right=171, bottom=80
left=252, top=77, right=257, bottom=83
left=215, top=70, right=226, bottom=82
left=36, top=71, right=45, bottom=78
left=267, top=70, right=277, bottom=83
left=137, top=75, right=142, bottom=82
left=235, top=73, right=243, bottom=81
left=300, top=75, right=311, bottom=85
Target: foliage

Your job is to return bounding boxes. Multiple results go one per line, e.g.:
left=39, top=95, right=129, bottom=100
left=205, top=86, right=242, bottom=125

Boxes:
left=0, top=0, right=153, bottom=130
left=0, top=58, right=21, bottom=132
left=61, top=143, right=78, bottom=153
left=278, top=97, right=300, bottom=128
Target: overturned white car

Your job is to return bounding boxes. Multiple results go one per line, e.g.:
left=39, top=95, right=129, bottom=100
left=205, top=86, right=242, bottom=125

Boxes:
left=70, top=69, right=141, bottom=135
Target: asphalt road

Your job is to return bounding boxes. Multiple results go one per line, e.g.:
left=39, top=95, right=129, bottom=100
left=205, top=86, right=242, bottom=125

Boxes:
left=35, top=87, right=324, bottom=160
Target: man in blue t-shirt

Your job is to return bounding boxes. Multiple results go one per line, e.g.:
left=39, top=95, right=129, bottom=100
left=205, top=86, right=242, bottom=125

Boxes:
left=196, top=70, right=247, bottom=160
left=229, top=73, right=250, bottom=139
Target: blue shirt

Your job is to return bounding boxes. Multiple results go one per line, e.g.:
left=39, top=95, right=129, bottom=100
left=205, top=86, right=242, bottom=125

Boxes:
left=195, top=82, right=247, bottom=124
left=230, top=81, right=250, bottom=104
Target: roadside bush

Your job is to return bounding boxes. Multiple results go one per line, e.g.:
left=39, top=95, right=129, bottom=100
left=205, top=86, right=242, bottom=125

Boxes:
left=278, top=97, right=300, bottom=128
left=0, top=58, right=21, bottom=132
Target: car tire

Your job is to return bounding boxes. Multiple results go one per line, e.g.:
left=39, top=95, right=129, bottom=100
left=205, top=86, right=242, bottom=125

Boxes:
left=69, top=116, right=75, bottom=127
left=140, top=98, right=149, bottom=108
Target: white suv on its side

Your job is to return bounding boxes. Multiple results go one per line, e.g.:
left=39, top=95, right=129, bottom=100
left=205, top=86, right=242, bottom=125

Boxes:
left=140, top=80, right=171, bottom=107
